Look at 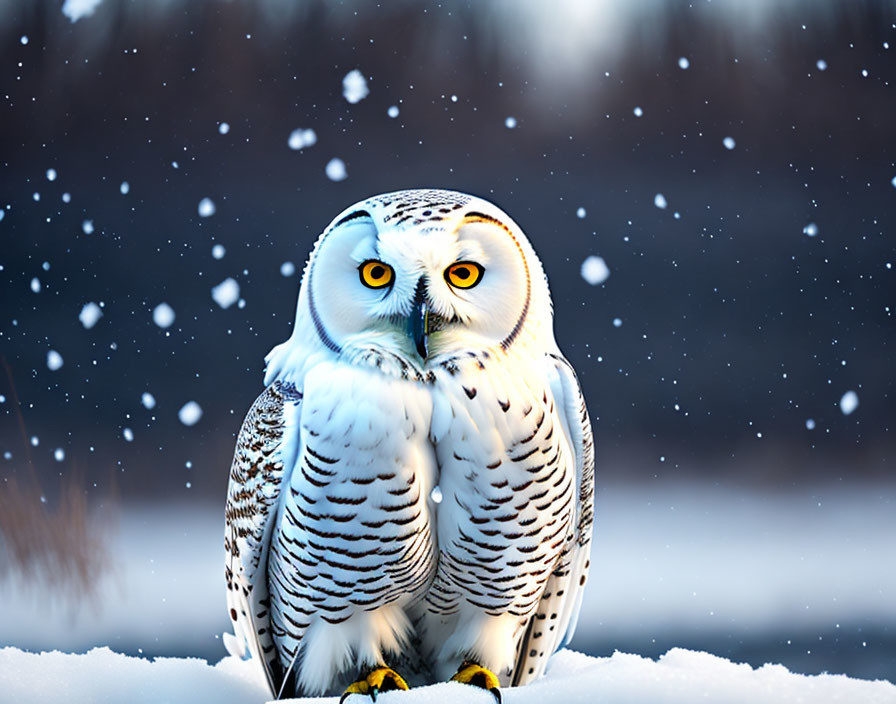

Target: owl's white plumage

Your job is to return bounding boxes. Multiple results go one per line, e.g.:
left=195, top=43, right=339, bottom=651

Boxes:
left=225, top=189, right=594, bottom=698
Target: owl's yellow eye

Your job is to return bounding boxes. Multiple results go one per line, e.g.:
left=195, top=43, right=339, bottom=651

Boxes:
left=359, top=260, right=394, bottom=289
left=445, top=261, right=484, bottom=289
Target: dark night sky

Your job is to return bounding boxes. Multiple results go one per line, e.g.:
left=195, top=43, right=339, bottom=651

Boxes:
left=1, top=1, right=894, bottom=502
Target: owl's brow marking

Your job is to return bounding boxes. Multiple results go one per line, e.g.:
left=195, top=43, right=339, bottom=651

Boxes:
left=307, top=211, right=382, bottom=354
left=307, top=274, right=341, bottom=354
left=333, top=209, right=372, bottom=228
left=307, top=217, right=377, bottom=354
left=461, top=212, right=531, bottom=350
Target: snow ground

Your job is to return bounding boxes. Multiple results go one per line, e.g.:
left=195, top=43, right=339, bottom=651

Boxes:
left=0, top=646, right=893, bottom=704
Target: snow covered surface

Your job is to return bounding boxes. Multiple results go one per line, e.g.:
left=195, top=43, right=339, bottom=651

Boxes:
left=0, top=646, right=892, bottom=704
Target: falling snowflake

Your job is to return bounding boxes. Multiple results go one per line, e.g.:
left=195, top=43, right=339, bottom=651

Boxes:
left=342, top=70, right=370, bottom=104
left=839, top=391, right=859, bottom=415
left=178, top=401, right=203, bottom=426
left=153, top=303, right=175, bottom=328
left=62, top=0, right=103, bottom=22
left=47, top=350, right=64, bottom=371
left=288, top=128, right=317, bottom=150
left=79, top=302, right=103, bottom=329
left=211, top=278, right=240, bottom=309
left=326, top=158, right=348, bottom=182
left=581, top=256, right=610, bottom=286
left=197, top=198, right=216, bottom=217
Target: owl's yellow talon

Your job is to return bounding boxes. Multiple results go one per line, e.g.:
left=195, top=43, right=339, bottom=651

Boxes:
left=451, top=662, right=502, bottom=702
left=340, top=667, right=409, bottom=703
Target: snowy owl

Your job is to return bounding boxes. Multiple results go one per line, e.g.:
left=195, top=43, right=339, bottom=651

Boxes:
left=224, top=189, right=594, bottom=701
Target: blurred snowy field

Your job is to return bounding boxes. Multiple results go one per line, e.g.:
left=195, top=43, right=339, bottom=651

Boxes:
left=2, top=481, right=893, bottom=682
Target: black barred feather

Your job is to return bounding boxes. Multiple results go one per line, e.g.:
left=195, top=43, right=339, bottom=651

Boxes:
left=511, top=355, right=595, bottom=685
left=225, top=381, right=302, bottom=697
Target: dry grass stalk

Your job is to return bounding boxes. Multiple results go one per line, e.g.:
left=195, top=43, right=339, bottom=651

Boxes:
left=0, top=474, right=115, bottom=600
left=1, top=357, right=115, bottom=601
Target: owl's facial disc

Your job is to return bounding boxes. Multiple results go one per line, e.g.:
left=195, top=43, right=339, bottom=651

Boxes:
left=307, top=207, right=534, bottom=360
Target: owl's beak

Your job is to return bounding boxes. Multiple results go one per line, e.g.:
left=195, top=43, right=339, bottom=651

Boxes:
left=409, top=278, right=430, bottom=359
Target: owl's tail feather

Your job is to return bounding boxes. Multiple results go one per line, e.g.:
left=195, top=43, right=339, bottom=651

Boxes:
left=510, top=551, right=576, bottom=686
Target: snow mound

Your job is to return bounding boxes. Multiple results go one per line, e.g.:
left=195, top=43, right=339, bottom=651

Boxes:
left=0, top=647, right=892, bottom=704
left=0, top=647, right=266, bottom=704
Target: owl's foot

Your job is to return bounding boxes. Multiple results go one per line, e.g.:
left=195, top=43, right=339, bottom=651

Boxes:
left=339, top=666, right=409, bottom=703
left=450, top=661, right=502, bottom=703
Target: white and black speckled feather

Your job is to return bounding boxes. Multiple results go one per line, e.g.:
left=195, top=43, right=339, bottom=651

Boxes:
left=268, top=349, right=438, bottom=696
left=226, top=189, right=595, bottom=697
left=224, top=381, right=302, bottom=695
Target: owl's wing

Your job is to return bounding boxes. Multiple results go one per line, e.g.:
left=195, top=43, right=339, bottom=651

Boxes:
left=511, top=353, right=595, bottom=686
left=224, top=381, right=302, bottom=698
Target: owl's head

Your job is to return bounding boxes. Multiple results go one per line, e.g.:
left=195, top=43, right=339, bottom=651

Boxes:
left=266, top=189, right=556, bottom=383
